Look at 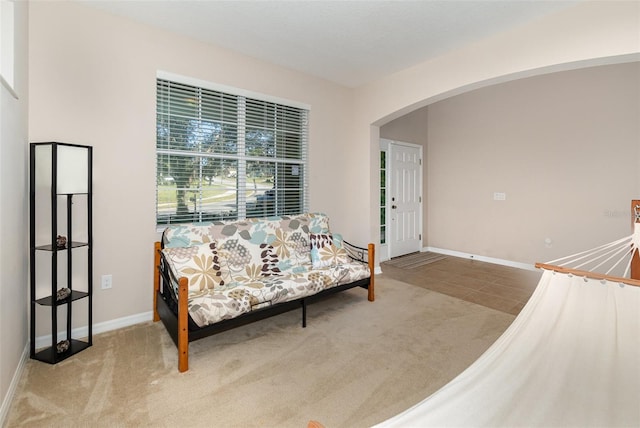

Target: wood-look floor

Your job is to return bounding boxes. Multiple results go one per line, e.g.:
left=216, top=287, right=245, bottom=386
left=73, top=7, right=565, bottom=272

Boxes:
left=380, top=254, right=542, bottom=316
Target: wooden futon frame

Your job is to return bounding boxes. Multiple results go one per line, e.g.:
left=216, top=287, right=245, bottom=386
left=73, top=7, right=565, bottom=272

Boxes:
left=153, top=240, right=375, bottom=372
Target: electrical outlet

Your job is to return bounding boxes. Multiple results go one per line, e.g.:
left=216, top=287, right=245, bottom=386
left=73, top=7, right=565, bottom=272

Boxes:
left=493, top=192, right=506, bottom=201
left=101, top=274, right=113, bottom=290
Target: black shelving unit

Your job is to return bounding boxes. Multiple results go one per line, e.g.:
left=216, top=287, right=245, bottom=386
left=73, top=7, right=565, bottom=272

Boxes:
left=30, top=142, right=93, bottom=364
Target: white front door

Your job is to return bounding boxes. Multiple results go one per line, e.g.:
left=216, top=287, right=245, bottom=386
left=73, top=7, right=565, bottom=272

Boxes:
left=389, top=142, right=422, bottom=258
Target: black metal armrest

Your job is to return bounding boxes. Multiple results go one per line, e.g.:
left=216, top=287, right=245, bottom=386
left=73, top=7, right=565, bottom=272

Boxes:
left=342, top=240, right=368, bottom=263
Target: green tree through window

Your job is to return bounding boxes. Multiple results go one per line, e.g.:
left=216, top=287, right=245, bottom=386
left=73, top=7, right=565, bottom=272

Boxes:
left=156, top=78, right=308, bottom=225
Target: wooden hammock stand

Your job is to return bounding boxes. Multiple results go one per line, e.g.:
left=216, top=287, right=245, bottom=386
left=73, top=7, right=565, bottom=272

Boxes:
left=535, top=199, right=640, bottom=286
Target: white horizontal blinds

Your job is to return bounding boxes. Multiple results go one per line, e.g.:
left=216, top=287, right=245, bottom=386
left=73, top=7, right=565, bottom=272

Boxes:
left=244, top=98, right=307, bottom=218
left=156, top=78, right=308, bottom=225
left=156, top=79, right=239, bottom=224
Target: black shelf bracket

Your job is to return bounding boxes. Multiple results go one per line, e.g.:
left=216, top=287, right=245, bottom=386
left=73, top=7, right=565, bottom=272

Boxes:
left=29, top=142, right=93, bottom=363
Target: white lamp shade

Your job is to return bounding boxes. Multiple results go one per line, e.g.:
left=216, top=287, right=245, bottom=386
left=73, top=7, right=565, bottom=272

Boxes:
left=35, top=143, right=90, bottom=194
left=57, top=145, right=89, bottom=193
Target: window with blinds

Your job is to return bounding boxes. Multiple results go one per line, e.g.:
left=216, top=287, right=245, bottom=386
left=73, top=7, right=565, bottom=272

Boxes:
left=156, top=78, right=309, bottom=225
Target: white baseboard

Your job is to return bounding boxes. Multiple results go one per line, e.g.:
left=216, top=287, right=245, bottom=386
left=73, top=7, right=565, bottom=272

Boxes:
left=0, top=344, right=28, bottom=427
left=2, top=312, right=153, bottom=426
left=425, top=247, right=537, bottom=271
left=34, top=311, right=154, bottom=349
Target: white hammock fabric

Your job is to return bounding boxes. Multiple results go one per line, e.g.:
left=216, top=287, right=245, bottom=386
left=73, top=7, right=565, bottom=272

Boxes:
left=545, top=222, right=640, bottom=279
left=376, top=227, right=640, bottom=427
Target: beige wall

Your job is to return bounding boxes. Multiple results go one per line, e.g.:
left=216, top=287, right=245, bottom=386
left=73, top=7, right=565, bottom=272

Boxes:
left=356, top=1, right=640, bottom=262
left=28, top=2, right=356, bottom=332
left=25, top=0, right=640, bottom=331
left=380, top=108, right=428, bottom=145
left=380, top=62, right=640, bottom=265
left=359, top=1, right=640, bottom=124
left=14, top=0, right=640, bottom=406
left=0, top=1, right=28, bottom=421
left=426, top=62, right=640, bottom=264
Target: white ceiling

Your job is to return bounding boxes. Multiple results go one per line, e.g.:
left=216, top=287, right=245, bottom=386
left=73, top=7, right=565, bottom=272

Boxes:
left=84, top=0, right=580, bottom=88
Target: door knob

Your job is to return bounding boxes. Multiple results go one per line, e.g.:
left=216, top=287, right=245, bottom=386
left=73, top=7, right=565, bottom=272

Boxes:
left=392, top=205, right=397, bottom=209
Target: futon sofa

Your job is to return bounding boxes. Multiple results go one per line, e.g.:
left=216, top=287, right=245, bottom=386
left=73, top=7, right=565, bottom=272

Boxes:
left=153, top=213, right=375, bottom=372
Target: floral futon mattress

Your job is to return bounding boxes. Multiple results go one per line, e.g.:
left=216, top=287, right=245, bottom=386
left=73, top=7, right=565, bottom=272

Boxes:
left=161, top=213, right=370, bottom=328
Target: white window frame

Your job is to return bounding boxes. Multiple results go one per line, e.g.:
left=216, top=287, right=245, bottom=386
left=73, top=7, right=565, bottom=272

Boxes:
left=0, top=0, right=17, bottom=98
left=156, top=71, right=310, bottom=226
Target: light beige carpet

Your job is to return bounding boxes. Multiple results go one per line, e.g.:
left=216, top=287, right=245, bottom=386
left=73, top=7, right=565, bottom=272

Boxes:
left=6, top=277, right=515, bottom=428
